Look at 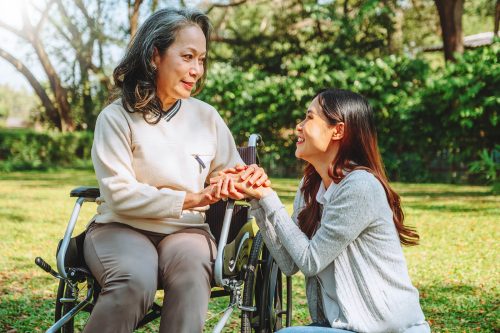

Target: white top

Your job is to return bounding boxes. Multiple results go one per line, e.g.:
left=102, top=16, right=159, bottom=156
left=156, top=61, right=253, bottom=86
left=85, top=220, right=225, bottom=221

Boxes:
left=91, top=98, right=243, bottom=234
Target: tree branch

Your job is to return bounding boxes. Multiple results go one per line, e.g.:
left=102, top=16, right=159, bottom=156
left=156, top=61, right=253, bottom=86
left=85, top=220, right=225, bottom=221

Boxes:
left=206, top=0, right=247, bottom=14
left=0, top=21, right=27, bottom=40
left=34, top=0, right=56, bottom=33
left=0, top=47, right=62, bottom=130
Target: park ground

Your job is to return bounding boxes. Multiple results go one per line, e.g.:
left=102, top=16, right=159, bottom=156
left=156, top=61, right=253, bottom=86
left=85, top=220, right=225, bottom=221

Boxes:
left=0, top=169, right=498, bottom=332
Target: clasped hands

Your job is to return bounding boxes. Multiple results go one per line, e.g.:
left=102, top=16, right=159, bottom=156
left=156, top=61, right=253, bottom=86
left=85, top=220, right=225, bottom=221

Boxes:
left=206, top=164, right=273, bottom=203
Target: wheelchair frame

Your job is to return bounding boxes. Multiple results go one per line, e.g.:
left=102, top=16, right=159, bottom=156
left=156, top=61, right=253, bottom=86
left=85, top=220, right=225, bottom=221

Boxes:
left=36, top=134, right=292, bottom=333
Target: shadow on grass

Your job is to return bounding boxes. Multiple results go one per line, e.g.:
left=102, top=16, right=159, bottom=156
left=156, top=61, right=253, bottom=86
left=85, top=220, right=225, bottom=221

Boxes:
left=399, top=191, right=494, bottom=198
left=0, top=210, right=25, bottom=223
left=405, top=203, right=499, bottom=214
left=0, top=169, right=97, bottom=186
left=0, top=297, right=57, bottom=333
left=418, top=283, right=499, bottom=331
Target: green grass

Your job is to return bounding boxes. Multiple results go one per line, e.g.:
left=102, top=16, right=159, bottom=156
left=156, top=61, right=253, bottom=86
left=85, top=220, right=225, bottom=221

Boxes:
left=0, top=170, right=498, bottom=332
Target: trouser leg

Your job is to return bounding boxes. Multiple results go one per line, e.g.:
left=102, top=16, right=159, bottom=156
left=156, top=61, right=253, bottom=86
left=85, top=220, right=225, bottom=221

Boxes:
left=83, top=223, right=158, bottom=333
left=157, top=229, right=216, bottom=333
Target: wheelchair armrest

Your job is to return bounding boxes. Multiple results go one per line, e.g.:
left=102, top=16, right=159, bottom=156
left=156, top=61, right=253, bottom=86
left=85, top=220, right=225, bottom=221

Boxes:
left=70, top=186, right=100, bottom=198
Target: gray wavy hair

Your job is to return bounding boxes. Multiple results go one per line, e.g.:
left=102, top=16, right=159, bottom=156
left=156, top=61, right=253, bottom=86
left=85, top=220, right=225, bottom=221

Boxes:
left=112, top=7, right=211, bottom=123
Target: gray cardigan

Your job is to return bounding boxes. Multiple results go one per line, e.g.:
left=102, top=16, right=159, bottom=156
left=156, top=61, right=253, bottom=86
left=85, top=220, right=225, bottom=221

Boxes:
left=250, top=170, right=430, bottom=333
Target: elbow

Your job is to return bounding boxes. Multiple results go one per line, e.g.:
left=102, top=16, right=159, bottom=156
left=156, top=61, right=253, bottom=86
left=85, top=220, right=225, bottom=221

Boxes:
left=300, top=269, right=318, bottom=278
left=282, top=266, right=299, bottom=277
left=297, top=261, right=320, bottom=277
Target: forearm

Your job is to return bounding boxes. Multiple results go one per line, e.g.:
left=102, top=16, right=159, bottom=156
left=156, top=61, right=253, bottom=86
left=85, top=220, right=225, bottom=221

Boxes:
left=182, top=192, right=204, bottom=210
left=251, top=198, right=299, bottom=276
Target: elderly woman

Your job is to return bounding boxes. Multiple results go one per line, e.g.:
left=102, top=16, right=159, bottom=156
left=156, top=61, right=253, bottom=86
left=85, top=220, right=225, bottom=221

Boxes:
left=83, top=8, right=264, bottom=333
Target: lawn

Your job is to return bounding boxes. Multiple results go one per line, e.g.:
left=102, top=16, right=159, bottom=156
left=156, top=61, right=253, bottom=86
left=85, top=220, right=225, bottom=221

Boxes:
left=0, top=169, right=498, bottom=332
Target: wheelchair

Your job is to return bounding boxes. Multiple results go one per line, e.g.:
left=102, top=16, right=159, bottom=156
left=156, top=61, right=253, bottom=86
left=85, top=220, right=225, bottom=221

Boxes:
left=35, top=134, right=292, bottom=333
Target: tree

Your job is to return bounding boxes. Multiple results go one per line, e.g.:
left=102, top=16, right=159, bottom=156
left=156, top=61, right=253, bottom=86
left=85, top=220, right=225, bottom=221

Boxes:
left=495, top=0, right=499, bottom=36
left=434, top=0, right=464, bottom=62
left=0, top=0, right=134, bottom=131
left=0, top=1, right=75, bottom=131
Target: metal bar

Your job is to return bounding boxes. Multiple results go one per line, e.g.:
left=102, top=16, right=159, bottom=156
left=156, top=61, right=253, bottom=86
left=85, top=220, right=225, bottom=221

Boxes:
left=46, top=286, right=93, bottom=333
left=286, top=276, right=292, bottom=327
left=214, top=200, right=235, bottom=287
left=57, top=197, right=85, bottom=278
left=212, top=305, right=235, bottom=333
left=248, top=134, right=261, bottom=147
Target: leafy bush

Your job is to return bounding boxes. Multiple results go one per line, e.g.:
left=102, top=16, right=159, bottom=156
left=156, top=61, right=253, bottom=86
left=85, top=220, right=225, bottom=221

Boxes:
left=200, top=53, right=430, bottom=179
left=0, top=129, right=93, bottom=171
left=413, top=44, right=499, bottom=182
left=468, top=145, right=500, bottom=194
left=200, top=44, right=498, bottom=182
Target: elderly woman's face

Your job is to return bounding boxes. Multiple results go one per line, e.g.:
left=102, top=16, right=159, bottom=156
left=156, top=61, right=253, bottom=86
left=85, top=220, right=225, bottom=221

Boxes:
left=153, top=25, right=206, bottom=104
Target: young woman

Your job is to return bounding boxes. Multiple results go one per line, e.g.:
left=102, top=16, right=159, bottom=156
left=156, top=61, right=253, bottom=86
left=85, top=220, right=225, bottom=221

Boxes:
left=84, top=8, right=265, bottom=333
left=217, top=89, right=430, bottom=332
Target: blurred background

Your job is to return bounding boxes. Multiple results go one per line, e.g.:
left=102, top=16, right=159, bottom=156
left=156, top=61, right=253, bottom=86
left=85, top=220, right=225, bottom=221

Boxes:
left=0, top=0, right=498, bottom=186
left=0, top=1, right=498, bottom=332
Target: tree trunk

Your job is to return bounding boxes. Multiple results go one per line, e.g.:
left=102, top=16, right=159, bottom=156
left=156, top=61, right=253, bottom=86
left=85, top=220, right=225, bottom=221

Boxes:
left=129, top=0, right=143, bottom=40
left=30, top=35, right=75, bottom=131
left=434, top=0, right=464, bottom=62
left=0, top=47, right=62, bottom=130
left=495, top=0, right=499, bottom=36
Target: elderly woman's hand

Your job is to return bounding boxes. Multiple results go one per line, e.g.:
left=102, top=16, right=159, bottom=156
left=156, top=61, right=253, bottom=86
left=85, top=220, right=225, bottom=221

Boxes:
left=212, top=174, right=246, bottom=200
left=183, top=183, right=227, bottom=209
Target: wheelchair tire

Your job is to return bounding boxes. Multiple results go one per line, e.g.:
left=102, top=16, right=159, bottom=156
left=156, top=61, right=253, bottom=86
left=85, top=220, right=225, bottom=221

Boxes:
left=241, top=232, right=291, bottom=333
left=54, top=280, right=75, bottom=333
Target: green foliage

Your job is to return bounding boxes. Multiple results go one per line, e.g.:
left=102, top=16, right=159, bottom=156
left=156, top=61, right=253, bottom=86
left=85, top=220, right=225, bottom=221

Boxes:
left=0, top=85, right=38, bottom=124
left=413, top=44, right=499, bottom=181
left=468, top=145, right=500, bottom=195
left=0, top=129, right=93, bottom=171
left=199, top=44, right=498, bottom=181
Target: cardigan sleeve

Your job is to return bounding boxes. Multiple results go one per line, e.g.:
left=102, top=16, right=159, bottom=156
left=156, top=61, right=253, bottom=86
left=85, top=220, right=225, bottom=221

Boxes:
left=256, top=172, right=380, bottom=277
left=92, top=107, right=186, bottom=219
left=250, top=184, right=303, bottom=276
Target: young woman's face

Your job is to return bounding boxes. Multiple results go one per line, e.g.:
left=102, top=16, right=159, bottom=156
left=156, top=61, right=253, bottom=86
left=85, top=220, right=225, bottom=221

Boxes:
left=153, top=25, right=206, bottom=104
left=295, top=97, right=338, bottom=163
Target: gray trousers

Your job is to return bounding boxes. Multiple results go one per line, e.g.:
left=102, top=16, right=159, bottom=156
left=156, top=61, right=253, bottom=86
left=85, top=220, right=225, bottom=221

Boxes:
left=82, top=222, right=216, bottom=333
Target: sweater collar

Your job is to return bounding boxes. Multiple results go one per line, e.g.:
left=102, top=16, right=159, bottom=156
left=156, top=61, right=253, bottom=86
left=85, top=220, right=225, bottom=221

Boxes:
left=315, top=180, right=339, bottom=205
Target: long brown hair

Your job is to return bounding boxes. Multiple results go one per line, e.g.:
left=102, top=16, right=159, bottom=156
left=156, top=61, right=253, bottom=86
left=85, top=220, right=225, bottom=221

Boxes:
left=297, top=88, right=419, bottom=246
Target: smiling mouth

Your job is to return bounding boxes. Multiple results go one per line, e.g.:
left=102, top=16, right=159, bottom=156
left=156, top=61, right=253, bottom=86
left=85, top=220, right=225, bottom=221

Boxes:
left=181, top=81, right=195, bottom=90
left=297, top=137, right=305, bottom=144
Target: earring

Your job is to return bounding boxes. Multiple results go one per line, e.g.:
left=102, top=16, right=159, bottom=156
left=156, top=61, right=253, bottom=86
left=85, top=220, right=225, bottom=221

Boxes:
left=151, top=63, right=157, bottom=71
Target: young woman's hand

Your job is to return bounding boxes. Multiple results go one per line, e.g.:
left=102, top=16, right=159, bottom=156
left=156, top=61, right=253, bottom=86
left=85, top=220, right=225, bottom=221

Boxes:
left=217, top=164, right=271, bottom=187
left=233, top=180, right=273, bottom=200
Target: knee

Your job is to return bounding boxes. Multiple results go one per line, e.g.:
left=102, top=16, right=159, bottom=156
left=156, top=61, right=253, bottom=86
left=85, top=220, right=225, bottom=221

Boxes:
left=103, top=272, right=157, bottom=312
left=163, top=259, right=212, bottom=291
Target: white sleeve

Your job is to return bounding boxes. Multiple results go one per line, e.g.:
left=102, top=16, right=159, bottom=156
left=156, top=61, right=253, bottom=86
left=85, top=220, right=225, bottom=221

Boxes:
left=208, top=111, right=245, bottom=180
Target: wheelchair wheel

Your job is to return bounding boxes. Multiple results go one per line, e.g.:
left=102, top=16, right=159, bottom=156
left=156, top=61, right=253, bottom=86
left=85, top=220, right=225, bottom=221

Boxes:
left=241, top=232, right=291, bottom=333
left=55, top=280, right=76, bottom=333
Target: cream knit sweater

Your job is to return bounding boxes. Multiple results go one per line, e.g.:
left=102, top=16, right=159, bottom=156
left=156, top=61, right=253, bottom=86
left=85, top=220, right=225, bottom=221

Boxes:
left=91, top=98, right=243, bottom=234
